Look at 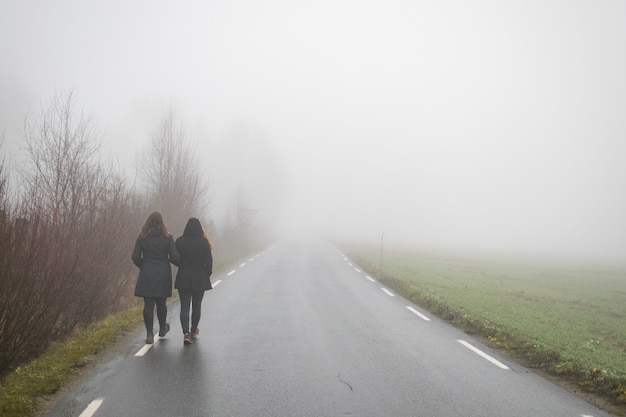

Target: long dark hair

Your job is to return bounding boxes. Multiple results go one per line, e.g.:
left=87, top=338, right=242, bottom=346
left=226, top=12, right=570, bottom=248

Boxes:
left=139, top=211, right=169, bottom=238
left=183, top=217, right=213, bottom=249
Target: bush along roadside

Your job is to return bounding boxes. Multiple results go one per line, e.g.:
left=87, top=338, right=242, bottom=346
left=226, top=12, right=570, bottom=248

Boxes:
left=352, top=255, right=626, bottom=416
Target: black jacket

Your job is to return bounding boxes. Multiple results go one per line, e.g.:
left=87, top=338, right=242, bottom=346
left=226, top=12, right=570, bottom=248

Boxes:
left=175, top=235, right=213, bottom=291
left=132, top=230, right=180, bottom=297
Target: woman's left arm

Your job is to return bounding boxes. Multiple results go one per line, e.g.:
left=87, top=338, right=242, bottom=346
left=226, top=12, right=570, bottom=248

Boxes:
left=168, top=235, right=181, bottom=266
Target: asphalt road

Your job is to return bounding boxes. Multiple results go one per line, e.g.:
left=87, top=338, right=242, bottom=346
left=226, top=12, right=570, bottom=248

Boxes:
left=43, top=238, right=615, bottom=417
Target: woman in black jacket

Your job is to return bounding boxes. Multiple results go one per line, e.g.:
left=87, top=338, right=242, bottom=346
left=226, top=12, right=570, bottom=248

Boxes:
left=175, top=218, right=213, bottom=345
left=132, top=212, right=180, bottom=344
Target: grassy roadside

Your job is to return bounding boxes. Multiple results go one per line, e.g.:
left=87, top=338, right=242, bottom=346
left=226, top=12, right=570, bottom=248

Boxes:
left=348, top=245, right=626, bottom=416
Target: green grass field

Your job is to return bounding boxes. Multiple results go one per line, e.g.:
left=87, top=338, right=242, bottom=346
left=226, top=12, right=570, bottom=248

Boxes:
left=348, top=245, right=626, bottom=412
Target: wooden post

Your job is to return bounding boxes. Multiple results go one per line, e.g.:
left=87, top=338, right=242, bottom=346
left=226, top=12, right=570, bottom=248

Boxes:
left=379, top=232, right=384, bottom=272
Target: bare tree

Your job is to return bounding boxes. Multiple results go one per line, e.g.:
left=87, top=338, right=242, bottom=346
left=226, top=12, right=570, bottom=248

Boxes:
left=20, top=91, right=99, bottom=227
left=137, top=109, right=209, bottom=235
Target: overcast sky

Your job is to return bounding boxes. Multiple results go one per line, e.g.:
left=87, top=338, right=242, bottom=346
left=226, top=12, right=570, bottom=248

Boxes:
left=2, top=0, right=626, bottom=262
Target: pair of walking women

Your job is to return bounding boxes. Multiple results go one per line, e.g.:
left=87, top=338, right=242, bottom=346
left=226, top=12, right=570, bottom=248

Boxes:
left=132, top=212, right=213, bottom=345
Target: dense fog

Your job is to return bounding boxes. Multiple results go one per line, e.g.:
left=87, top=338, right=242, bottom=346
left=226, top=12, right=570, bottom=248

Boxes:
left=2, top=0, right=625, bottom=263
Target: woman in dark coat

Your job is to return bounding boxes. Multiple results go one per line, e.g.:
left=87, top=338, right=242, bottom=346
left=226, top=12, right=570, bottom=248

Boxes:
left=132, top=211, right=180, bottom=344
left=175, top=217, right=213, bottom=345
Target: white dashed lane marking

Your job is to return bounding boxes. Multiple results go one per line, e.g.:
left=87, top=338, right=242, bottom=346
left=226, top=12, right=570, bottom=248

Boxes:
left=381, top=287, right=395, bottom=297
left=135, top=335, right=168, bottom=357
left=134, top=344, right=152, bottom=357
left=458, top=340, right=510, bottom=370
left=406, top=306, right=431, bottom=321
left=78, top=398, right=103, bottom=417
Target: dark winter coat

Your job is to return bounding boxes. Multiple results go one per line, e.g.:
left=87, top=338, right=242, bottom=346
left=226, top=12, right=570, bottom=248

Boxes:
left=132, top=229, right=180, bottom=298
left=175, top=235, right=213, bottom=291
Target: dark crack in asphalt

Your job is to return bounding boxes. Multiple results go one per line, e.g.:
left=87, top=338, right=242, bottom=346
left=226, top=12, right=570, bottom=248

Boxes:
left=337, top=372, right=354, bottom=392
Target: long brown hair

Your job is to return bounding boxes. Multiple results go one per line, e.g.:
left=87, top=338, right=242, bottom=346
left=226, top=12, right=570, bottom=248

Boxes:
left=203, top=230, right=214, bottom=250
left=139, top=211, right=169, bottom=238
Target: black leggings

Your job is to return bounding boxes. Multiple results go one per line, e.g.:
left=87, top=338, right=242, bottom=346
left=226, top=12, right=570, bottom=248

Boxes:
left=179, top=289, right=205, bottom=334
left=143, top=297, right=167, bottom=334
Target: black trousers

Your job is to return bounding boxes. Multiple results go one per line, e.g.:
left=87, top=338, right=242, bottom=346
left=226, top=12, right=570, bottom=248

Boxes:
left=179, top=289, right=205, bottom=334
left=143, top=296, right=167, bottom=334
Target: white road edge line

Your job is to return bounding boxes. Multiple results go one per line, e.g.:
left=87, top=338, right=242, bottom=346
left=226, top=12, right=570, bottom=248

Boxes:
left=458, top=340, right=510, bottom=370
left=406, top=306, right=431, bottom=321
left=354, top=267, right=361, bottom=273
left=227, top=270, right=236, bottom=276
left=134, top=343, right=153, bottom=357
left=78, top=397, right=104, bottom=417
left=365, top=275, right=376, bottom=282
left=213, top=279, right=222, bottom=287
left=381, top=288, right=395, bottom=297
